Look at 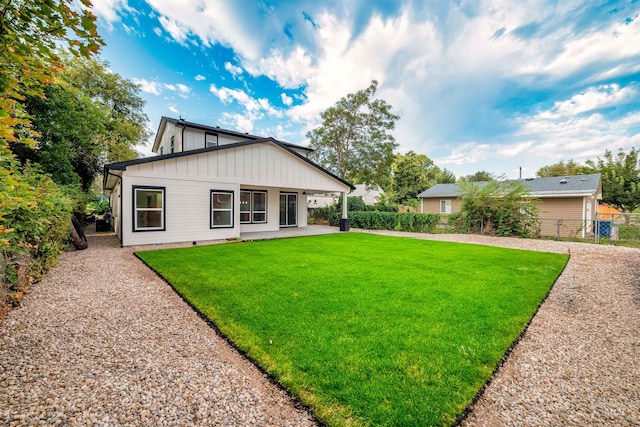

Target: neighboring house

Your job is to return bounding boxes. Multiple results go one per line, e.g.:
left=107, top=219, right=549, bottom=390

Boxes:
left=103, top=117, right=354, bottom=246
left=418, top=174, right=602, bottom=237
left=307, top=184, right=384, bottom=209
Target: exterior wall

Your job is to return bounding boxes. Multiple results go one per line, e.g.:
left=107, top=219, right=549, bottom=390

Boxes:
left=157, top=126, right=176, bottom=154
left=537, top=197, right=584, bottom=237
left=116, top=142, right=345, bottom=245
left=421, top=198, right=462, bottom=214
left=181, top=127, right=250, bottom=151
left=182, top=127, right=204, bottom=151
left=121, top=175, right=239, bottom=246
left=127, top=143, right=347, bottom=193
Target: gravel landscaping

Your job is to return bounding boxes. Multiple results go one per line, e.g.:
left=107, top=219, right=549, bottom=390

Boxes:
left=1, top=227, right=638, bottom=426
left=0, top=231, right=315, bottom=426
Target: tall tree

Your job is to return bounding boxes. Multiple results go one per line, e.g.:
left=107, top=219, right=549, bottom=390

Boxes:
left=0, top=0, right=103, bottom=148
left=11, top=59, right=149, bottom=190
left=587, top=148, right=640, bottom=213
left=61, top=58, right=149, bottom=162
left=465, top=170, right=495, bottom=182
left=536, top=160, right=591, bottom=177
left=392, top=151, right=440, bottom=204
left=435, top=168, right=457, bottom=184
left=307, top=80, right=399, bottom=189
left=19, top=84, right=105, bottom=190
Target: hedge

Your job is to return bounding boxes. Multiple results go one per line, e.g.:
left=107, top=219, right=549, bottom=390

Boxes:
left=327, top=211, right=440, bottom=233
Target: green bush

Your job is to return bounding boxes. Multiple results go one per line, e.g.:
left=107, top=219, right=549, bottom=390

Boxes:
left=1, top=150, right=72, bottom=314
left=349, top=211, right=440, bottom=233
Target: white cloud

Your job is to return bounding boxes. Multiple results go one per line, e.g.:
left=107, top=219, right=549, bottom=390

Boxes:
left=194, top=74, right=206, bottom=81
left=132, top=78, right=162, bottom=96
left=157, top=15, right=189, bottom=45
left=153, top=27, right=162, bottom=37
left=168, top=105, right=179, bottom=114
left=224, top=62, right=243, bottom=78
left=220, top=112, right=255, bottom=133
left=91, top=0, right=130, bottom=23
left=541, top=84, right=638, bottom=119
left=175, top=83, right=191, bottom=98
left=210, top=84, right=283, bottom=130
left=281, top=93, right=293, bottom=106
left=146, top=0, right=264, bottom=57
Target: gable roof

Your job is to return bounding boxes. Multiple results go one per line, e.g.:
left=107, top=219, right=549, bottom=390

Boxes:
left=151, top=116, right=312, bottom=154
left=418, top=174, right=602, bottom=198
left=104, top=137, right=354, bottom=192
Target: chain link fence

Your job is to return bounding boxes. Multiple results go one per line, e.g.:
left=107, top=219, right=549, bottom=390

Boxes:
left=538, top=212, right=640, bottom=243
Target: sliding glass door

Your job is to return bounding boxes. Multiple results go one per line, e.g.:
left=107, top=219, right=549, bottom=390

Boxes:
left=279, top=193, right=297, bottom=227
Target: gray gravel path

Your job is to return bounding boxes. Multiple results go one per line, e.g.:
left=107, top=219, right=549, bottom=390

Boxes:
left=1, top=228, right=638, bottom=426
left=0, top=231, right=315, bottom=426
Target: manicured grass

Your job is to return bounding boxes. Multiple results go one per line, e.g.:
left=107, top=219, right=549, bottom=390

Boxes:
left=137, top=233, right=568, bottom=426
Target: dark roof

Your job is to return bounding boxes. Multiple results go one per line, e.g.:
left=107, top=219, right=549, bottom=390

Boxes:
left=153, top=116, right=312, bottom=153
left=104, top=137, right=354, bottom=191
left=418, top=174, right=602, bottom=198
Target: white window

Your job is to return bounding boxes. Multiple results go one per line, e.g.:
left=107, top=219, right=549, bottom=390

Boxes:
left=205, top=133, right=218, bottom=148
left=170, top=135, right=175, bottom=153
left=240, top=190, right=267, bottom=223
left=440, top=199, right=452, bottom=214
left=211, top=190, right=233, bottom=228
left=134, top=186, right=165, bottom=231
left=160, top=146, right=164, bottom=155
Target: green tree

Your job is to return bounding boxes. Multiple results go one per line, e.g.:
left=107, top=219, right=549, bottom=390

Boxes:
left=587, top=148, right=640, bottom=214
left=536, top=160, right=591, bottom=177
left=392, top=151, right=440, bottom=204
left=17, top=84, right=105, bottom=190
left=456, top=180, right=539, bottom=237
left=61, top=57, right=149, bottom=162
left=11, top=58, right=149, bottom=190
left=435, top=168, right=457, bottom=184
left=307, top=80, right=399, bottom=189
left=0, top=0, right=103, bottom=147
left=465, top=170, right=495, bottom=182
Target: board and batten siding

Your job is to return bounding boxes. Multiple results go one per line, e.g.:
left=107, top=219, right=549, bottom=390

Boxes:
left=133, top=143, right=346, bottom=192
left=181, top=127, right=250, bottom=151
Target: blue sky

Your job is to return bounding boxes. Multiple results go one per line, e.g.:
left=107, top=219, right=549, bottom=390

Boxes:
left=91, top=0, right=640, bottom=179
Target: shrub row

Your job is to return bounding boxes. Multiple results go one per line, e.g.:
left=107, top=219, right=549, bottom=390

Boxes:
left=327, top=211, right=440, bottom=233
left=1, top=151, right=72, bottom=316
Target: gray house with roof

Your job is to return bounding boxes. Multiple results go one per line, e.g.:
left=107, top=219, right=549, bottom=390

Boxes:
left=103, top=117, right=353, bottom=246
left=418, top=174, right=602, bottom=237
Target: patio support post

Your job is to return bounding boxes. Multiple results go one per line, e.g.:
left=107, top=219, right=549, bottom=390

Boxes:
left=339, top=191, right=350, bottom=231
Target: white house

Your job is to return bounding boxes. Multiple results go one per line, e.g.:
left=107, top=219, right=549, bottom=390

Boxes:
left=103, top=117, right=354, bottom=246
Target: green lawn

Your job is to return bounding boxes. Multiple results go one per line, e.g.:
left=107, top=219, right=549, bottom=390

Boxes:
left=136, top=233, right=568, bottom=426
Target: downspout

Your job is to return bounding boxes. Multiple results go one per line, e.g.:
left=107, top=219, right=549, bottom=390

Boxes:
left=181, top=125, right=186, bottom=152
